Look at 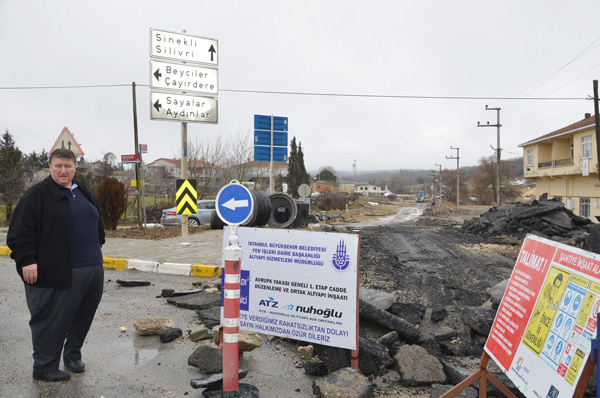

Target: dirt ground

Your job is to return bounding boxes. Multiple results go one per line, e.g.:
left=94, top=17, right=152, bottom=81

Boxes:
left=74, top=200, right=526, bottom=397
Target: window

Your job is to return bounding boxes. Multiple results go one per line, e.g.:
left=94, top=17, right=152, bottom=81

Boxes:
left=582, top=135, right=592, bottom=159
left=581, top=198, right=590, bottom=218
left=527, top=149, right=534, bottom=166
left=570, top=143, right=574, bottom=160
left=198, top=201, right=216, bottom=210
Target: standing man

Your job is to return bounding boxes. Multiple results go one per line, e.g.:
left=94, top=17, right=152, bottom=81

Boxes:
left=7, top=148, right=105, bottom=382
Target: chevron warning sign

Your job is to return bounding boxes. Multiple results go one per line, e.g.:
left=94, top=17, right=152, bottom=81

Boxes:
left=176, top=179, right=198, bottom=215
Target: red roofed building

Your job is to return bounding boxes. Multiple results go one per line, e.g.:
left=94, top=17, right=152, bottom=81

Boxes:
left=519, top=113, right=599, bottom=221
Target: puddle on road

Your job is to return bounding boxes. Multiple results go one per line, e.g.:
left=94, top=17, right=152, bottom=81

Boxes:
left=353, top=206, right=424, bottom=228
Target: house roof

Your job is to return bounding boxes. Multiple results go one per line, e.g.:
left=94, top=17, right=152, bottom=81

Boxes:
left=519, top=113, right=597, bottom=147
left=146, top=158, right=213, bottom=167
left=240, top=161, right=289, bottom=168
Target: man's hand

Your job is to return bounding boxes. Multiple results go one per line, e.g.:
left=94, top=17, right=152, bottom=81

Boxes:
left=22, top=264, right=38, bottom=284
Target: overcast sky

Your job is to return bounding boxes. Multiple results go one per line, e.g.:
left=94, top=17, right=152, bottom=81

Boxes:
left=1, top=1, right=599, bottom=175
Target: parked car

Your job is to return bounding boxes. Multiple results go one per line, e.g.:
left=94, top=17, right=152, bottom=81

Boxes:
left=160, top=200, right=216, bottom=226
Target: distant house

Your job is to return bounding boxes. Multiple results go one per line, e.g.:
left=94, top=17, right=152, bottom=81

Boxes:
left=146, top=158, right=217, bottom=181
left=519, top=112, right=599, bottom=221
left=354, top=184, right=390, bottom=197
left=146, top=158, right=181, bottom=179
left=110, top=170, right=132, bottom=185
left=311, top=181, right=337, bottom=194
left=232, top=160, right=289, bottom=189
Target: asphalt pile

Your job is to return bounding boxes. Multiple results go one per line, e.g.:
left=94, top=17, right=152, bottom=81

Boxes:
left=461, top=199, right=591, bottom=246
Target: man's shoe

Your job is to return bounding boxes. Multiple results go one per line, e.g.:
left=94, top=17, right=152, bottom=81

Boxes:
left=33, top=370, right=72, bottom=381
left=64, top=359, right=86, bottom=373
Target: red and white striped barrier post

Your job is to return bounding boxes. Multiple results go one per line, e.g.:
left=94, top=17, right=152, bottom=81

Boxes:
left=223, top=228, right=242, bottom=394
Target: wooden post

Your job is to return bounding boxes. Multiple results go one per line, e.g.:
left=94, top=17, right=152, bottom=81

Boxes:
left=440, top=352, right=518, bottom=398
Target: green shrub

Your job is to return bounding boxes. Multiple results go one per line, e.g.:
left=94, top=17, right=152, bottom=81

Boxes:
left=96, top=178, right=128, bottom=230
left=314, top=191, right=350, bottom=211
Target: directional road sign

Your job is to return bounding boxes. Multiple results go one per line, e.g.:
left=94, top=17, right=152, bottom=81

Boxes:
left=254, top=146, right=288, bottom=162
left=50, top=126, right=84, bottom=156
left=254, top=115, right=288, bottom=131
left=151, top=28, right=218, bottom=66
left=176, top=179, right=198, bottom=215
left=254, top=131, right=288, bottom=147
left=150, top=59, right=218, bottom=96
left=216, top=183, right=254, bottom=226
left=150, top=91, right=218, bottom=123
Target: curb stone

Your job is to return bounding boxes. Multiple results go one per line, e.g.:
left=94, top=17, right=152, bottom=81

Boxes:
left=0, top=246, right=221, bottom=278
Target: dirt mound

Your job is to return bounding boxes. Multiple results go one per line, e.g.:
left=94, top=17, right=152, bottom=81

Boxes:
left=461, top=199, right=591, bottom=247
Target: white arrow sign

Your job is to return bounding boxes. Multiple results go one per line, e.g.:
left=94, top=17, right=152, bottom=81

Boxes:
left=150, top=91, right=218, bottom=123
left=150, top=59, right=218, bottom=95
left=222, top=198, right=249, bottom=211
left=150, top=28, right=218, bottom=66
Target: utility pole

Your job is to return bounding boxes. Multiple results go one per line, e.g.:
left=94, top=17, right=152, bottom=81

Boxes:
left=435, top=163, right=442, bottom=204
left=180, top=29, right=190, bottom=246
left=446, top=147, right=460, bottom=210
left=478, top=106, right=502, bottom=206
left=131, top=82, right=142, bottom=229
left=594, top=80, right=600, bottom=184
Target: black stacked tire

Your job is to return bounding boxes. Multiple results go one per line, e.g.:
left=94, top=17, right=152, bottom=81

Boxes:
left=242, top=191, right=272, bottom=227
left=210, top=210, right=225, bottom=230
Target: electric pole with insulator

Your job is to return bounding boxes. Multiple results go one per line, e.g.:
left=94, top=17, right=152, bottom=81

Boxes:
left=478, top=106, right=502, bottom=206
left=446, top=147, right=460, bottom=210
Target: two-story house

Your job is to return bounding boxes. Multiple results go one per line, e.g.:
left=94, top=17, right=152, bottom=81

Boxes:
left=519, top=113, right=599, bottom=221
left=146, top=158, right=218, bottom=181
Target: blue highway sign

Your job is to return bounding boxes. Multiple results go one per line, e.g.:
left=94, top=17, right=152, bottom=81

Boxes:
left=216, top=183, right=254, bottom=225
left=254, top=115, right=288, bottom=131
left=254, top=131, right=288, bottom=147
left=254, top=146, right=288, bottom=162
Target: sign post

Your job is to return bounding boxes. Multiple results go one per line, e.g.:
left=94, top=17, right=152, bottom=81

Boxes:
left=150, top=27, right=219, bottom=241
left=214, top=182, right=258, bottom=397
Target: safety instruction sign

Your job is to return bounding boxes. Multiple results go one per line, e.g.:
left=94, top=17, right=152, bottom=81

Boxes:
left=221, top=227, right=359, bottom=350
left=485, top=234, right=600, bottom=398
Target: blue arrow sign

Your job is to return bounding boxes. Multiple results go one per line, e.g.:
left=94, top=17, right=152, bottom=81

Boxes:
left=254, top=115, right=288, bottom=131
left=216, top=183, right=254, bottom=225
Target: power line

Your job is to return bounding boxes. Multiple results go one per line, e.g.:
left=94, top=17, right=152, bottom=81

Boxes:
left=0, top=84, right=588, bottom=101
left=0, top=84, right=132, bottom=90
left=219, top=88, right=586, bottom=101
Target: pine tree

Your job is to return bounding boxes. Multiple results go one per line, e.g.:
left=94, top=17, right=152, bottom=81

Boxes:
left=298, top=143, right=310, bottom=184
left=0, top=130, right=25, bottom=221
left=286, top=137, right=309, bottom=198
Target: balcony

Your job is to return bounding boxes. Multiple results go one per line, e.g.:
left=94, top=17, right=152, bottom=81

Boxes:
left=538, top=158, right=574, bottom=168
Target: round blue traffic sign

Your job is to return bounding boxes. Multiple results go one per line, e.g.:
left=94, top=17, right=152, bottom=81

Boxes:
left=216, top=183, right=254, bottom=226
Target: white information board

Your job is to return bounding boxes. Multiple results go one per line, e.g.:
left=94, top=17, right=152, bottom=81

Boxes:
left=485, top=234, right=600, bottom=398
left=221, top=227, right=359, bottom=350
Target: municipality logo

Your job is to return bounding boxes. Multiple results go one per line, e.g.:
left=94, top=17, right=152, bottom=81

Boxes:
left=331, top=240, right=350, bottom=272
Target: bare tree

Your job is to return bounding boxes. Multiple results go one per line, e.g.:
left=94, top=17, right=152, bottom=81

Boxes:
left=471, top=156, right=519, bottom=205
left=441, top=169, right=469, bottom=205
left=188, top=135, right=227, bottom=198
left=223, top=130, right=254, bottom=184
left=99, top=151, right=117, bottom=181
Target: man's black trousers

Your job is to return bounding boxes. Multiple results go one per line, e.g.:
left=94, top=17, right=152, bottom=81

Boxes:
left=24, top=264, right=104, bottom=373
